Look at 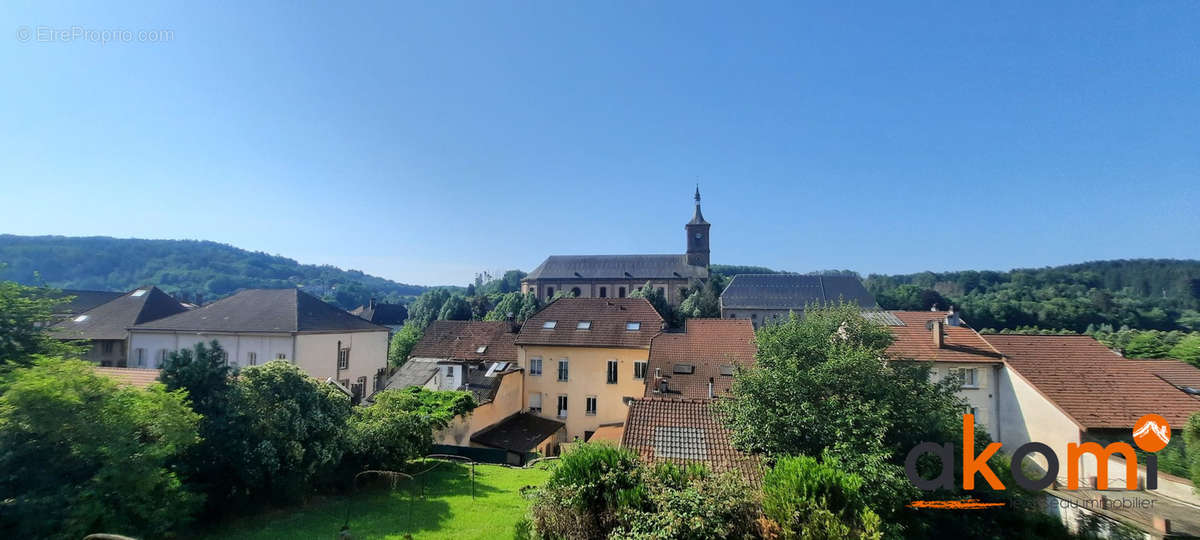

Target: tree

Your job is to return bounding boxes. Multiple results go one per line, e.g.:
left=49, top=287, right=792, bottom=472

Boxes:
left=346, top=387, right=476, bottom=470
left=678, top=278, right=720, bottom=319
left=484, top=291, right=543, bottom=323
left=0, top=358, right=200, bottom=539
left=438, top=295, right=472, bottom=321
left=407, top=289, right=451, bottom=329
left=1167, top=334, right=1200, bottom=366
left=232, top=362, right=352, bottom=505
left=388, top=322, right=424, bottom=367
left=1186, top=412, right=1200, bottom=491
left=630, top=282, right=677, bottom=326
left=717, top=304, right=964, bottom=518
left=0, top=279, right=83, bottom=368
left=761, top=455, right=882, bottom=540
left=1123, top=331, right=1169, bottom=358
left=158, top=341, right=250, bottom=516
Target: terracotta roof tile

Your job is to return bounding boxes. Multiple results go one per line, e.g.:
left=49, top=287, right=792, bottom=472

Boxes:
left=1131, top=358, right=1200, bottom=396
left=410, top=321, right=519, bottom=362
left=985, top=335, right=1200, bottom=429
left=516, top=298, right=664, bottom=348
left=646, top=319, right=757, bottom=399
left=885, top=311, right=1003, bottom=364
left=587, top=423, right=625, bottom=444
left=622, top=398, right=763, bottom=486
left=93, top=367, right=161, bottom=388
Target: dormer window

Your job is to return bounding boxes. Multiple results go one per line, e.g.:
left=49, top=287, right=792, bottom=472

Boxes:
left=476, top=345, right=487, bottom=354
left=576, top=321, right=592, bottom=330
left=542, top=321, right=557, bottom=329
left=626, top=322, right=641, bottom=331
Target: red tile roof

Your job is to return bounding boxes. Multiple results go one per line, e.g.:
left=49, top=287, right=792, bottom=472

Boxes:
left=1132, top=358, right=1200, bottom=396
left=985, top=335, right=1200, bottom=429
left=516, top=298, right=664, bottom=349
left=885, top=311, right=1003, bottom=364
left=646, top=319, right=757, bottom=399
left=410, top=321, right=519, bottom=362
left=588, top=423, right=625, bottom=444
left=93, top=367, right=161, bottom=388
left=622, top=398, right=763, bottom=486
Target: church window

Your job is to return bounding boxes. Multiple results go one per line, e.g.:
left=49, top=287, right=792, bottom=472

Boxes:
left=599, top=287, right=607, bottom=298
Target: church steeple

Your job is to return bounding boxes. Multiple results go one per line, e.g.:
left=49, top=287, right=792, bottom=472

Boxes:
left=685, top=186, right=711, bottom=267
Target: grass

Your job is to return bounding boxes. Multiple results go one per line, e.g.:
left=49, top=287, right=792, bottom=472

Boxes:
left=192, top=461, right=553, bottom=540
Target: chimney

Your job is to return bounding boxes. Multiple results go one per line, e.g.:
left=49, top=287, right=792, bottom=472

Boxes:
left=945, top=305, right=961, bottom=327
left=932, top=320, right=945, bottom=348
left=707, top=377, right=714, bottom=399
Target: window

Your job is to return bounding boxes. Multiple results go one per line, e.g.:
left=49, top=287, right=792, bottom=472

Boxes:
left=959, top=368, right=979, bottom=388
left=626, top=321, right=641, bottom=331
left=102, top=341, right=114, bottom=354
left=248, top=351, right=257, bottom=366
left=634, top=361, right=647, bottom=379
left=719, top=364, right=735, bottom=376
left=571, top=287, right=582, bottom=297
left=557, top=395, right=568, bottom=418
left=586, top=396, right=597, bottom=416
left=618, top=287, right=626, bottom=298
left=476, top=345, right=487, bottom=353
left=673, top=363, right=695, bottom=375
left=134, top=348, right=145, bottom=367
left=157, top=349, right=169, bottom=368
left=546, top=287, right=555, bottom=297
left=218, top=350, right=229, bottom=365
left=656, top=287, right=665, bottom=296
left=529, top=393, right=542, bottom=413
left=542, top=320, right=558, bottom=329
left=530, top=357, right=543, bottom=376
left=558, top=359, right=569, bottom=381
left=445, top=365, right=455, bottom=378
left=599, top=287, right=607, bottom=298
left=337, top=348, right=350, bottom=370
left=354, top=376, right=367, bottom=399
left=276, top=352, right=287, bottom=360
left=576, top=321, right=592, bottom=330
left=606, top=360, right=618, bottom=384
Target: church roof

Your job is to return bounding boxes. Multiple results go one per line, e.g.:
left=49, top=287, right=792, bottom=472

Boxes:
left=524, top=254, right=708, bottom=281
left=719, top=274, right=876, bottom=310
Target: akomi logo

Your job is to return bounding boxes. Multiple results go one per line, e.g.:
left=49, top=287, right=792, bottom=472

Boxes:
left=904, top=413, right=1169, bottom=505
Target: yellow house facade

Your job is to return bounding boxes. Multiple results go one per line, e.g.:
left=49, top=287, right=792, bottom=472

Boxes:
left=515, top=298, right=664, bottom=441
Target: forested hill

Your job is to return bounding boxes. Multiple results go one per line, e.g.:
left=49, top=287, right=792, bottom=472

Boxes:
left=0, top=235, right=427, bottom=309
left=864, top=259, right=1200, bottom=332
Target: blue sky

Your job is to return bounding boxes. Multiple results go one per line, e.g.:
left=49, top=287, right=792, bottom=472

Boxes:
left=2, top=2, right=1197, bottom=286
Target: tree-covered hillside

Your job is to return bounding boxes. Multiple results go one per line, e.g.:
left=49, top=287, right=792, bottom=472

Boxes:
left=0, top=235, right=427, bottom=309
left=864, top=259, right=1200, bottom=332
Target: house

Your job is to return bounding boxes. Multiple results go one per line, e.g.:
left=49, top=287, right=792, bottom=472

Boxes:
left=516, top=298, right=665, bottom=441
left=645, top=319, right=757, bottom=399
left=350, top=298, right=407, bottom=332
left=622, top=397, right=763, bottom=486
left=48, top=286, right=189, bottom=367
left=384, top=320, right=526, bottom=447
left=881, top=308, right=1005, bottom=439
left=719, top=274, right=876, bottom=327
left=128, top=288, right=390, bottom=401
left=520, top=188, right=711, bottom=306
left=468, top=413, right=566, bottom=465
left=985, top=333, right=1200, bottom=526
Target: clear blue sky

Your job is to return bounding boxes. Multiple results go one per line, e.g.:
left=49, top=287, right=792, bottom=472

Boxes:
left=3, top=2, right=1197, bottom=286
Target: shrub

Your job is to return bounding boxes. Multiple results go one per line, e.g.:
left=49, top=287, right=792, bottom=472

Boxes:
left=612, top=465, right=759, bottom=540
left=761, top=455, right=882, bottom=540
left=0, top=358, right=201, bottom=539
left=346, top=387, right=476, bottom=470
left=532, top=443, right=647, bottom=538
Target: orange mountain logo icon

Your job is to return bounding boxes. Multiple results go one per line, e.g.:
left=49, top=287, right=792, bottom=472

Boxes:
left=1132, top=414, right=1170, bottom=452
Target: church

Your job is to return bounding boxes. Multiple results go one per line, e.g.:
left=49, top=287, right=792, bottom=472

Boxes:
left=520, top=188, right=711, bottom=306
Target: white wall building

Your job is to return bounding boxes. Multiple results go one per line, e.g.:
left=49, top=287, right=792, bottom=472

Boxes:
left=130, top=288, right=389, bottom=400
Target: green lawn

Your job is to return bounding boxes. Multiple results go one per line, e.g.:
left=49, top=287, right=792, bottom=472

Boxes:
left=192, top=461, right=552, bottom=540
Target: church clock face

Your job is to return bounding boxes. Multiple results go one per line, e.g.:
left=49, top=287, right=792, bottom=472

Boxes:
left=695, top=232, right=703, bottom=239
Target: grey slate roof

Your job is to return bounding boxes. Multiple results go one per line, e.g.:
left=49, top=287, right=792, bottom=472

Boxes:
left=471, top=413, right=565, bottom=453
left=351, top=301, right=407, bottom=326
left=49, top=286, right=188, bottom=341
left=524, top=254, right=708, bottom=281
left=385, top=358, right=440, bottom=390
left=720, top=274, right=877, bottom=310
left=53, top=289, right=125, bottom=317
left=132, top=288, right=388, bottom=333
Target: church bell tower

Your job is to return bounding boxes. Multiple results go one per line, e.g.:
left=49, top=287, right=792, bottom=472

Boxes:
left=686, top=186, right=711, bottom=267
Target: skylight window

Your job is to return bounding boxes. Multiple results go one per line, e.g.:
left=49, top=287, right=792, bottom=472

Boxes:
left=476, top=346, right=487, bottom=354
left=576, top=321, right=592, bottom=330
left=626, top=322, right=641, bottom=331
left=74, top=314, right=89, bottom=322
left=131, top=289, right=147, bottom=297
left=719, top=364, right=735, bottom=376
left=673, top=363, right=695, bottom=375
left=542, top=321, right=557, bottom=329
